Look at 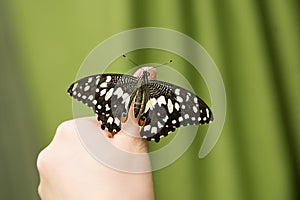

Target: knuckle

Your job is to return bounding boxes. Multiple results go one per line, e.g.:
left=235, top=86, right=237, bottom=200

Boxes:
left=36, top=120, right=75, bottom=172
left=56, top=120, right=73, bottom=135
left=36, top=148, right=49, bottom=174
left=37, top=183, right=43, bottom=198
left=54, top=119, right=76, bottom=140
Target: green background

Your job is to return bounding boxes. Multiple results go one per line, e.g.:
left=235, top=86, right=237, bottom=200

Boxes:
left=0, top=0, right=299, bottom=199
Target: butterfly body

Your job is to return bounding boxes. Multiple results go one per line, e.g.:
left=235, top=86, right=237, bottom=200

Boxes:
left=68, top=68, right=213, bottom=142
left=131, top=71, right=151, bottom=117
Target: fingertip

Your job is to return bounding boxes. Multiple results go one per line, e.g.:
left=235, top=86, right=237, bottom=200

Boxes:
left=146, top=67, right=157, bottom=80
left=133, top=67, right=157, bottom=80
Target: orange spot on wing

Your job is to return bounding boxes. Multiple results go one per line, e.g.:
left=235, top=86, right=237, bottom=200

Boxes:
left=138, top=118, right=146, bottom=127
left=121, top=112, right=128, bottom=123
left=107, top=132, right=113, bottom=138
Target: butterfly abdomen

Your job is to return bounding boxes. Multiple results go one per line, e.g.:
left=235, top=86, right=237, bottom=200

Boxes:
left=132, top=84, right=151, bottom=118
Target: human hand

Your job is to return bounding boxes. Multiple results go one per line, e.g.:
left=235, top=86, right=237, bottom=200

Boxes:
left=37, top=67, right=156, bottom=200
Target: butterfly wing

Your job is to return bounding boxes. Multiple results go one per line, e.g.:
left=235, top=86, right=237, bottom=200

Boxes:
left=140, top=80, right=213, bottom=142
left=67, top=74, right=138, bottom=133
left=68, top=73, right=213, bottom=142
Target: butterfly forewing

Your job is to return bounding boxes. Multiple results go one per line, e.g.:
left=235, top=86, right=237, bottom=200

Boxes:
left=152, top=80, right=214, bottom=124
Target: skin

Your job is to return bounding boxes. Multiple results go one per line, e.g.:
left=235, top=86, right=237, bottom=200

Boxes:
left=37, top=67, right=156, bottom=200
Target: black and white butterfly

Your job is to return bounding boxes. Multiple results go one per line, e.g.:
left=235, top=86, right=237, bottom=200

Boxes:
left=68, top=68, right=213, bottom=142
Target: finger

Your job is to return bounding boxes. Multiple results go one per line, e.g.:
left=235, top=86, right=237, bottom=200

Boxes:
left=133, top=66, right=157, bottom=80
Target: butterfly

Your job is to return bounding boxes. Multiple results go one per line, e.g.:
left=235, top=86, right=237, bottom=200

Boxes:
left=67, top=68, right=213, bottom=142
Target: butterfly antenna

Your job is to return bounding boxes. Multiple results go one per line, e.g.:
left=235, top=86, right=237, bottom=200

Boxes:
left=154, top=59, right=173, bottom=69
left=122, top=54, right=140, bottom=66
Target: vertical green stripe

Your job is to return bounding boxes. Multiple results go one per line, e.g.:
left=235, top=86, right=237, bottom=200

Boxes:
left=0, top=1, right=39, bottom=199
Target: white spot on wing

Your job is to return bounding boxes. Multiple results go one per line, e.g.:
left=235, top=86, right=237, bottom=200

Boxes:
left=100, top=89, right=106, bottom=96
left=157, top=96, right=166, bottom=106
left=151, top=127, right=157, bottom=134
left=176, top=96, right=183, bottom=102
left=105, top=76, right=112, bottom=82
left=88, top=77, right=93, bottom=83
left=144, top=125, right=151, bottom=131
left=115, top=118, right=120, bottom=126
left=113, top=87, right=123, bottom=99
left=145, top=98, right=157, bottom=112
left=72, top=83, right=78, bottom=91
left=95, top=78, right=100, bottom=85
left=84, top=85, right=90, bottom=91
left=193, top=106, right=198, bottom=113
left=175, top=102, right=180, bottom=111
left=174, top=88, right=180, bottom=95
left=123, top=97, right=130, bottom=109
left=100, top=82, right=108, bottom=88
left=186, top=94, right=190, bottom=101
left=162, top=115, right=169, bottom=122
left=184, top=114, right=189, bottom=119
left=167, top=99, right=173, bottom=113
left=122, top=93, right=129, bottom=100
left=92, top=100, right=97, bottom=105
left=206, top=108, right=210, bottom=118
left=105, top=88, right=113, bottom=101
left=178, top=116, right=183, bottom=122
left=88, top=95, right=94, bottom=101
left=107, top=116, right=113, bottom=124
left=157, top=121, right=163, bottom=128
left=194, top=97, right=198, bottom=104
